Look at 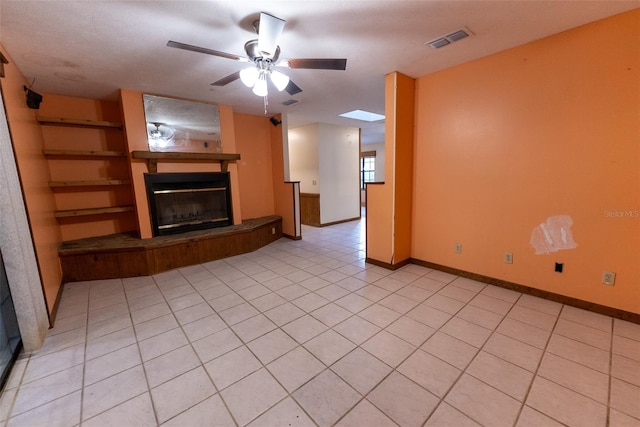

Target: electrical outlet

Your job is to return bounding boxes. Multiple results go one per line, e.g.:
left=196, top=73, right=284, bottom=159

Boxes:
left=454, top=243, right=462, bottom=254
left=504, top=252, right=513, bottom=264
left=602, top=271, right=615, bottom=286
left=271, top=227, right=276, bottom=235
left=555, top=262, right=563, bottom=273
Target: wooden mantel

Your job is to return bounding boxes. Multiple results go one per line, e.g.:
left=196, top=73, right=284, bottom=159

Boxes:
left=131, top=151, right=241, bottom=173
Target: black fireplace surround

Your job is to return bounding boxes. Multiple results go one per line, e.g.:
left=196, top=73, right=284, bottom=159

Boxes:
left=144, top=172, right=233, bottom=236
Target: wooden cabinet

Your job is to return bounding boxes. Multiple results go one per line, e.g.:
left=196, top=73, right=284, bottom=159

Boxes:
left=300, top=193, right=321, bottom=226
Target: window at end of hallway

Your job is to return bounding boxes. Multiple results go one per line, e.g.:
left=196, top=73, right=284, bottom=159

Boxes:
left=361, top=150, right=376, bottom=189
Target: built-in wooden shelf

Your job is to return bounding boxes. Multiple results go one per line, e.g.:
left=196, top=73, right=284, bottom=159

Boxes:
left=49, top=179, right=131, bottom=188
left=37, top=116, right=123, bottom=129
left=131, top=151, right=241, bottom=173
left=38, top=116, right=133, bottom=227
left=54, top=205, right=135, bottom=218
left=43, top=149, right=127, bottom=158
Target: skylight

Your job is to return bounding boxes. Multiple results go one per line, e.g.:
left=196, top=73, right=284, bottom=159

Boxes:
left=339, top=109, right=385, bottom=122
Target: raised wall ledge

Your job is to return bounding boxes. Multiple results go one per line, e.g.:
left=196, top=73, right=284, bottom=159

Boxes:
left=58, top=215, right=282, bottom=282
left=131, top=150, right=241, bottom=173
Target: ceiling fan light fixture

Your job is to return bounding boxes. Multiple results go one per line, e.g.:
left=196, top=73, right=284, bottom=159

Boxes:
left=240, top=67, right=259, bottom=87
left=269, top=69, right=290, bottom=91
left=252, top=74, right=268, bottom=96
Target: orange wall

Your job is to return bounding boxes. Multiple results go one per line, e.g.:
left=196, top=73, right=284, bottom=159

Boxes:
left=38, top=94, right=136, bottom=241
left=234, top=113, right=275, bottom=219
left=0, top=45, right=61, bottom=313
left=411, top=10, right=640, bottom=313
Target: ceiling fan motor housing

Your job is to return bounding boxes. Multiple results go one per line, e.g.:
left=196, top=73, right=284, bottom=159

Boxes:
left=245, top=40, right=280, bottom=62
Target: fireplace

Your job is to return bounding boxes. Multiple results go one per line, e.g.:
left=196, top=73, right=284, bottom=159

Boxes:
left=144, top=172, right=233, bottom=236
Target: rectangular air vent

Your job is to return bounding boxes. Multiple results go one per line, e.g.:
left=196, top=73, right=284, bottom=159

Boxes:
left=426, top=27, right=472, bottom=49
left=282, top=99, right=299, bottom=106
left=428, top=38, right=450, bottom=49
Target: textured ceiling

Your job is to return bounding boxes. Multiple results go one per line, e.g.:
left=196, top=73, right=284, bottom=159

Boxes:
left=1, top=1, right=638, bottom=144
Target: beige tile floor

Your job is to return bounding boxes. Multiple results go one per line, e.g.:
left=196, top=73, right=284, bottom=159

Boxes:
left=1, top=217, right=639, bottom=426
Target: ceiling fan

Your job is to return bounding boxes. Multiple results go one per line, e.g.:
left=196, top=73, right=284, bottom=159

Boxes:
left=146, top=122, right=175, bottom=148
left=167, top=12, right=347, bottom=100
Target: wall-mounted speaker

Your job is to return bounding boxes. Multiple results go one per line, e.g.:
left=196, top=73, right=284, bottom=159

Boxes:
left=23, top=86, right=42, bottom=109
left=269, top=116, right=281, bottom=127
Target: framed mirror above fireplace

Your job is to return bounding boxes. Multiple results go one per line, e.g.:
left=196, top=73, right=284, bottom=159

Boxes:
left=142, top=95, right=222, bottom=153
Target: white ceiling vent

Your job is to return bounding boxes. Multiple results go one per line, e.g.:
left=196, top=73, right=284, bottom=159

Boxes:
left=426, top=27, right=472, bottom=49
left=282, top=99, right=299, bottom=106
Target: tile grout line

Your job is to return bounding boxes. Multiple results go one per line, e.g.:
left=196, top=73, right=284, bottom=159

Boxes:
left=606, top=317, right=614, bottom=427
left=498, top=291, right=542, bottom=427
left=123, top=276, right=161, bottom=427
left=79, top=279, right=149, bottom=425
left=513, top=302, right=565, bottom=426
left=3, top=348, right=32, bottom=424
left=77, top=282, right=93, bottom=426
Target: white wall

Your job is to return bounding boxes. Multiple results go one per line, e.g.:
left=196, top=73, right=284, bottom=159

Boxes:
left=288, top=124, right=319, bottom=193
left=318, top=124, right=361, bottom=224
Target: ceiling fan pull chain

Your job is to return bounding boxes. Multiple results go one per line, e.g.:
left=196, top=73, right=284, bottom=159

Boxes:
left=263, top=95, right=268, bottom=115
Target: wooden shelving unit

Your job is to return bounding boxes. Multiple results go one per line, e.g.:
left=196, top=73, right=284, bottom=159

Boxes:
left=39, top=116, right=133, bottom=223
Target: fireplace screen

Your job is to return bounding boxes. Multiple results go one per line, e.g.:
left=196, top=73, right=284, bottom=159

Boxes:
left=144, top=172, right=232, bottom=236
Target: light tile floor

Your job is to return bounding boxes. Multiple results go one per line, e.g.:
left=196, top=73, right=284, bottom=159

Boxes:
left=1, top=217, right=639, bottom=426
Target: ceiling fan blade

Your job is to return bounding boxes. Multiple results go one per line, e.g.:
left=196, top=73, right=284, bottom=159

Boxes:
left=211, top=71, right=241, bottom=86
left=286, top=58, right=347, bottom=70
left=285, top=80, right=303, bottom=96
left=167, top=41, right=244, bottom=61
left=257, top=12, right=285, bottom=57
